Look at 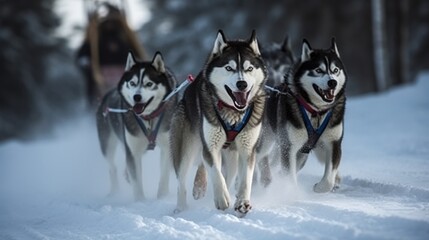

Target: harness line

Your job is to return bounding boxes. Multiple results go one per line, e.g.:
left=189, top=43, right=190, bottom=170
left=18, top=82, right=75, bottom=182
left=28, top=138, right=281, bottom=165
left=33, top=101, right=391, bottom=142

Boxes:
left=103, top=74, right=195, bottom=117
left=298, top=104, right=332, bottom=153
left=133, top=111, right=165, bottom=150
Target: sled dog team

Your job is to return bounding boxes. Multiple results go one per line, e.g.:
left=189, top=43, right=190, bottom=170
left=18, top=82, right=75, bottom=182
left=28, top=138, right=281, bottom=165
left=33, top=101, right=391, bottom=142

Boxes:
left=96, top=30, right=347, bottom=217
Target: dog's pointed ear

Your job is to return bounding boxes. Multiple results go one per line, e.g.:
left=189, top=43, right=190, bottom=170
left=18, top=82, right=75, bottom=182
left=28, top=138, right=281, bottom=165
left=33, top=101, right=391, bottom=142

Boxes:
left=281, top=35, right=292, bottom=53
left=248, top=30, right=261, bottom=56
left=211, top=30, right=228, bottom=56
left=125, top=51, right=137, bottom=71
left=151, top=51, right=165, bottom=73
left=331, top=37, right=340, bottom=58
left=301, top=39, right=312, bottom=62
left=282, top=34, right=295, bottom=62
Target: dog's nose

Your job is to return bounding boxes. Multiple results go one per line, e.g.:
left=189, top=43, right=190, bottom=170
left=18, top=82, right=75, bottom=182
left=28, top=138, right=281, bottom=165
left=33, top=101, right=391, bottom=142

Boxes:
left=133, top=94, right=142, bottom=102
left=328, top=80, right=337, bottom=89
left=236, top=81, right=248, bottom=91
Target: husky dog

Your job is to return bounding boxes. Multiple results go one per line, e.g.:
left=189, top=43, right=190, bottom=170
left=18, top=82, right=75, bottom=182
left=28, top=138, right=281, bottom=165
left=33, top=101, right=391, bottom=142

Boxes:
left=256, top=35, right=296, bottom=187
left=260, top=35, right=295, bottom=86
left=96, top=51, right=177, bottom=200
left=171, top=30, right=267, bottom=215
left=257, top=38, right=346, bottom=192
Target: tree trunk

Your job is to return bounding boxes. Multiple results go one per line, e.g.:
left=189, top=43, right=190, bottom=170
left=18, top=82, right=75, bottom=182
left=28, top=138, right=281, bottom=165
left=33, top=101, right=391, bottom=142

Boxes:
left=371, top=0, right=389, bottom=91
left=399, top=0, right=410, bottom=84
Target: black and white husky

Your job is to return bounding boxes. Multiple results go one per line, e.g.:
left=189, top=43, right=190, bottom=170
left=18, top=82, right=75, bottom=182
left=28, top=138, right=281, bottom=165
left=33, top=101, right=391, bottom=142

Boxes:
left=96, top=52, right=177, bottom=200
left=170, top=30, right=267, bottom=215
left=258, top=38, right=347, bottom=192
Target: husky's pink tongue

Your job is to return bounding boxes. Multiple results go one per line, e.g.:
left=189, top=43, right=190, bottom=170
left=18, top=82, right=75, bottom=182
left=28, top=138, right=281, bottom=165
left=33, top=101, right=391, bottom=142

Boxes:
left=233, top=92, right=248, bottom=107
left=324, top=89, right=335, bottom=101
left=133, top=103, right=146, bottom=114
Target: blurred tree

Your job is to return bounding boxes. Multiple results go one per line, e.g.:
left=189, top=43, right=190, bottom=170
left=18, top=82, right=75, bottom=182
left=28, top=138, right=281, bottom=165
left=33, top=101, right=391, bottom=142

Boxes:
left=0, top=0, right=85, bottom=142
left=372, top=0, right=389, bottom=91
left=409, top=0, right=429, bottom=81
left=138, top=0, right=428, bottom=95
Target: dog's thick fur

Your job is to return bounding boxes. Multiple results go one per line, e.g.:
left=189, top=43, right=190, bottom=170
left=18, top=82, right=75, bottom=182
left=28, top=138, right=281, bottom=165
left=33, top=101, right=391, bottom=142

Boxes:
left=96, top=52, right=177, bottom=200
left=257, top=38, right=346, bottom=192
left=171, top=30, right=267, bottom=216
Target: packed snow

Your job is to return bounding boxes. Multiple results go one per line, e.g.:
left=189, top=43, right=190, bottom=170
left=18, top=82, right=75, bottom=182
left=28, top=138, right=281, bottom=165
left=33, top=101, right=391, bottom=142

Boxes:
left=1, top=73, right=428, bottom=239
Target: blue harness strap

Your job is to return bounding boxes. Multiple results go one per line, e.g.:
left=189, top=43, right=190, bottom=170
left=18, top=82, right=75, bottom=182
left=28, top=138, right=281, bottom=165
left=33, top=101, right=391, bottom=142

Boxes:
left=215, top=105, right=253, bottom=149
left=133, top=111, right=165, bottom=150
left=298, top=103, right=333, bottom=153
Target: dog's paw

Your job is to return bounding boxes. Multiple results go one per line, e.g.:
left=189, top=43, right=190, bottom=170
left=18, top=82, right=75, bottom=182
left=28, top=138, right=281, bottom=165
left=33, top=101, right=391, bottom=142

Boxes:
left=173, top=202, right=188, bottom=214
left=157, top=189, right=168, bottom=199
left=260, top=174, right=272, bottom=188
left=331, top=184, right=340, bottom=192
left=234, top=200, right=252, bottom=216
left=193, top=164, right=208, bottom=200
left=193, top=185, right=206, bottom=200
left=313, top=180, right=334, bottom=193
left=214, top=191, right=230, bottom=211
left=173, top=208, right=182, bottom=214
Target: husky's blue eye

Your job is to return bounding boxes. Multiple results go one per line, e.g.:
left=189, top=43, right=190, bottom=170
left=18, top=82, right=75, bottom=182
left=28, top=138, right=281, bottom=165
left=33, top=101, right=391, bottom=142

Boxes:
left=129, top=81, right=137, bottom=87
left=333, top=68, right=339, bottom=74
left=315, top=68, right=323, bottom=74
left=246, top=66, right=254, bottom=72
left=225, top=66, right=233, bottom=71
left=146, top=82, right=153, bottom=87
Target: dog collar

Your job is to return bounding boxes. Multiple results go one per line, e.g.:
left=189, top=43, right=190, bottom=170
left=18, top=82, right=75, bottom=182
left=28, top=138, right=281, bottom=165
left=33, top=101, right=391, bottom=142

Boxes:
left=140, top=102, right=168, bottom=121
left=295, top=95, right=329, bottom=117
left=217, top=100, right=239, bottom=111
left=278, top=83, right=329, bottom=117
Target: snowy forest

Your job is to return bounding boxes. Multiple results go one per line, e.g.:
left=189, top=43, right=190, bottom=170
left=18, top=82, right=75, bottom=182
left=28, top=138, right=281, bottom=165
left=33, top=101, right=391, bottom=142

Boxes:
left=0, top=0, right=428, bottom=141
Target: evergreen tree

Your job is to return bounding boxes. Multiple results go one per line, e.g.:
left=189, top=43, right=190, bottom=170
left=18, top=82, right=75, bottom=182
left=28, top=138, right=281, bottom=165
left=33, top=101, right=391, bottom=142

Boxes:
left=0, top=0, right=84, bottom=141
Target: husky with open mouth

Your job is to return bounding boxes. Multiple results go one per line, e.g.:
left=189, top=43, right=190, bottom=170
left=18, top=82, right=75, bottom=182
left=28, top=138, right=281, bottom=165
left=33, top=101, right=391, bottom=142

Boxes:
left=258, top=38, right=347, bottom=192
left=96, top=51, right=177, bottom=200
left=170, top=30, right=267, bottom=216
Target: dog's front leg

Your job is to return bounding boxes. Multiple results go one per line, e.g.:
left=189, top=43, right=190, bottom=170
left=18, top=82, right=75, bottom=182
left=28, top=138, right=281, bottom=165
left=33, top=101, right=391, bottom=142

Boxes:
left=157, top=134, right=171, bottom=198
left=278, top=128, right=298, bottom=186
left=233, top=125, right=261, bottom=216
left=202, top=120, right=230, bottom=211
left=203, top=146, right=230, bottom=211
left=123, top=130, right=146, bottom=201
left=124, top=142, right=145, bottom=201
left=234, top=150, right=256, bottom=215
left=313, top=140, right=341, bottom=193
left=222, top=149, right=239, bottom=190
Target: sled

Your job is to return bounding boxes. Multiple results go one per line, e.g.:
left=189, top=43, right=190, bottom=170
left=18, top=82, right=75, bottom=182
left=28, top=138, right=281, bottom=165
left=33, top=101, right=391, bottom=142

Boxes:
left=77, top=0, right=145, bottom=103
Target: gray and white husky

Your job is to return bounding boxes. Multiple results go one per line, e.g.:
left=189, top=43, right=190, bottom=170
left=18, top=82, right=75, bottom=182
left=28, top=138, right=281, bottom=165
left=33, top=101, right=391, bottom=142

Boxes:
left=170, top=30, right=267, bottom=215
left=255, top=35, right=296, bottom=187
left=96, top=51, right=177, bottom=200
left=257, top=38, right=346, bottom=192
left=260, top=35, right=295, bottom=86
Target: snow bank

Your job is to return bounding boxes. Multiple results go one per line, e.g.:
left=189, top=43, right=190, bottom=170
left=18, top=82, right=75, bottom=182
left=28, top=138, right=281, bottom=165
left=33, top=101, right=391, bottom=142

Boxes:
left=0, top=73, right=428, bottom=239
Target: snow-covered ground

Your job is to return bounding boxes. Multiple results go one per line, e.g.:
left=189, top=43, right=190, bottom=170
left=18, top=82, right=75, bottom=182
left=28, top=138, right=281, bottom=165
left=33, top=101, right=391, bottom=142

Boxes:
left=1, top=73, right=428, bottom=240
